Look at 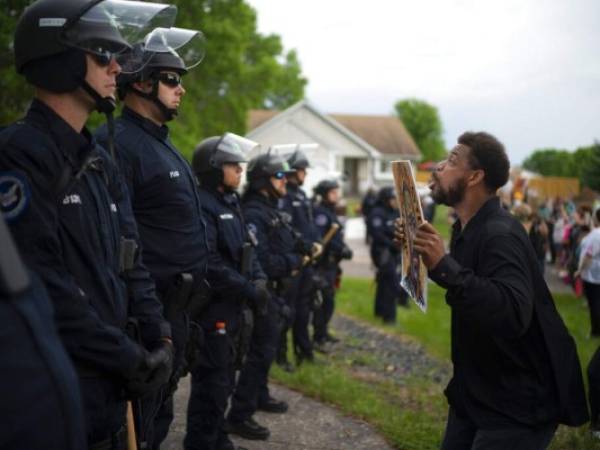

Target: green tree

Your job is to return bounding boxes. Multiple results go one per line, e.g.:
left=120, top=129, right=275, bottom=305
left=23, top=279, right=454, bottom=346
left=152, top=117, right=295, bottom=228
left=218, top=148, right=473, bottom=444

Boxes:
left=581, top=142, right=600, bottom=192
left=0, top=0, right=307, bottom=158
left=394, top=98, right=446, bottom=162
left=168, top=0, right=307, bottom=156
left=522, top=148, right=575, bottom=177
left=0, top=1, right=33, bottom=125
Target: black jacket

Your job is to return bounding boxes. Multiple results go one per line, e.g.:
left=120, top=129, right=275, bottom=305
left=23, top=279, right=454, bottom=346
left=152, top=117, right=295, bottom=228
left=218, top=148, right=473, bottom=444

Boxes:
left=0, top=99, right=169, bottom=377
left=430, top=197, right=588, bottom=427
left=96, top=107, right=208, bottom=293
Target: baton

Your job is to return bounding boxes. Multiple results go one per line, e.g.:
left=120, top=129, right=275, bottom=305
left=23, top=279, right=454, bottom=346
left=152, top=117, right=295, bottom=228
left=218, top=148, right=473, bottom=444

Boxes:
left=127, top=401, right=138, bottom=450
left=303, top=223, right=341, bottom=266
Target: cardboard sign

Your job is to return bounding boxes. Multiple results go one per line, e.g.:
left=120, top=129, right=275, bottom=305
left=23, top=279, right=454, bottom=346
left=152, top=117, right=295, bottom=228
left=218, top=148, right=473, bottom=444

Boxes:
left=392, top=160, right=427, bottom=312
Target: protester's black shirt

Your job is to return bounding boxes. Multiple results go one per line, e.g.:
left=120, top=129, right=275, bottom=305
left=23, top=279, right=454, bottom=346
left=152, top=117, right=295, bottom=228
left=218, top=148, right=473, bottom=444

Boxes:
left=429, top=197, right=574, bottom=428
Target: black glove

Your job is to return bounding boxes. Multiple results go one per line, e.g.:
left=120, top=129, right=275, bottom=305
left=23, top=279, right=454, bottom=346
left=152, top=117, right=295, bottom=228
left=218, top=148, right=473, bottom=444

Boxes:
left=294, top=238, right=313, bottom=256
left=250, top=279, right=270, bottom=316
left=279, top=303, right=292, bottom=321
left=125, top=341, right=174, bottom=398
left=341, top=245, right=353, bottom=260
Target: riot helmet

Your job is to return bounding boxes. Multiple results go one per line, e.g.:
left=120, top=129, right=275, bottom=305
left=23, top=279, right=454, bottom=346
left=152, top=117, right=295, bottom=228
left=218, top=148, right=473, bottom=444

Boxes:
left=314, top=179, right=339, bottom=198
left=287, top=143, right=318, bottom=170
left=118, top=27, right=206, bottom=121
left=15, top=0, right=177, bottom=113
left=193, top=133, right=258, bottom=189
left=246, top=151, right=295, bottom=197
left=377, top=186, right=398, bottom=209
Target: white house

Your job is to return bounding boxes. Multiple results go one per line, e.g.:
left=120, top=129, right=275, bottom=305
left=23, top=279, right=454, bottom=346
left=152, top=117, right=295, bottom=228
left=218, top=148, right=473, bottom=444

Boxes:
left=246, top=100, right=421, bottom=196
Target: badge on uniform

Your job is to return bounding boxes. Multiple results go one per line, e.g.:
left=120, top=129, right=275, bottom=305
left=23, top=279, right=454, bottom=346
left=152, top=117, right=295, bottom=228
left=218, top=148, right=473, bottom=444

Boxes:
left=371, top=216, right=383, bottom=228
left=0, top=171, right=31, bottom=222
left=315, top=214, right=328, bottom=227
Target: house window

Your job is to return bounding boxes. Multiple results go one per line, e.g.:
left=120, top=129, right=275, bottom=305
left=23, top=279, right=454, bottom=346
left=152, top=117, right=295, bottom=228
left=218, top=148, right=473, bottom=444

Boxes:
left=380, top=160, right=391, bottom=173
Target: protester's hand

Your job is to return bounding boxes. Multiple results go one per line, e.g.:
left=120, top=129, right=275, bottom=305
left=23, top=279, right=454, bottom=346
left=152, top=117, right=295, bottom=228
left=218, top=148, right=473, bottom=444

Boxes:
left=393, top=218, right=404, bottom=248
left=251, top=279, right=270, bottom=316
left=125, top=341, right=174, bottom=398
left=413, top=222, right=446, bottom=269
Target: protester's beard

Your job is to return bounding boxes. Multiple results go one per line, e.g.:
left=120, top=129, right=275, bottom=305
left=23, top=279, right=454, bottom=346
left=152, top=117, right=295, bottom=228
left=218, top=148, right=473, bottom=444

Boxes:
left=431, top=176, right=467, bottom=207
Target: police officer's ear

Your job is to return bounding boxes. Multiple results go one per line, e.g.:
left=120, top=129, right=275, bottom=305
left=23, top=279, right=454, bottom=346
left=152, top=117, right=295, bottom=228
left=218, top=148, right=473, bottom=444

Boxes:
left=132, top=80, right=154, bottom=94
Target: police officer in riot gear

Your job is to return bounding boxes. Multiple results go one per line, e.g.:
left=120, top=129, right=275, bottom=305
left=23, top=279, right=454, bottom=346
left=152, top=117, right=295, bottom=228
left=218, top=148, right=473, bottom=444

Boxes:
left=281, top=144, right=322, bottom=364
left=312, top=180, right=353, bottom=349
left=95, top=27, right=208, bottom=449
left=0, top=212, right=85, bottom=450
left=188, top=133, right=268, bottom=450
left=225, top=152, right=303, bottom=440
left=368, top=186, right=408, bottom=324
left=2, top=1, right=176, bottom=448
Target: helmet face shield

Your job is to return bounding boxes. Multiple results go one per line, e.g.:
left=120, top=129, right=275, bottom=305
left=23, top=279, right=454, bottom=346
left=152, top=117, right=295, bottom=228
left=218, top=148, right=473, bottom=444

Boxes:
left=62, top=0, right=178, bottom=74
left=273, top=143, right=317, bottom=169
left=144, top=27, right=206, bottom=70
left=213, top=133, right=259, bottom=167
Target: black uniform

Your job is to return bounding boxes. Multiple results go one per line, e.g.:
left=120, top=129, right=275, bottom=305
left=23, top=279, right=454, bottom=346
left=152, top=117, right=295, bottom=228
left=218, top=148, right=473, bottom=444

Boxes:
left=0, top=100, right=170, bottom=448
left=0, top=215, right=85, bottom=450
left=312, top=202, right=349, bottom=344
left=429, top=197, right=588, bottom=448
left=281, top=182, right=319, bottom=359
left=228, top=191, right=302, bottom=424
left=96, top=106, right=209, bottom=448
left=184, top=187, right=265, bottom=450
left=368, top=203, right=407, bottom=323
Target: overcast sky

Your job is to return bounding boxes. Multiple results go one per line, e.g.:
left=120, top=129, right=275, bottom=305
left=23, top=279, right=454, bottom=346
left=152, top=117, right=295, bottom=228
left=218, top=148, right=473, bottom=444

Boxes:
left=247, top=0, right=600, bottom=163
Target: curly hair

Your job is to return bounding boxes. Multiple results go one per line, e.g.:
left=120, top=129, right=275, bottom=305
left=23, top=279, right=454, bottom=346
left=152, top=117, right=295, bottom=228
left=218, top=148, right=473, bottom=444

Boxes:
left=458, top=131, right=510, bottom=192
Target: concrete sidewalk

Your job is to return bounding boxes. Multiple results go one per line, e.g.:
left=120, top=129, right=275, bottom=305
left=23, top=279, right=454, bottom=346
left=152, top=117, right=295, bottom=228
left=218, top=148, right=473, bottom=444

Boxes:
left=162, top=377, right=393, bottom=450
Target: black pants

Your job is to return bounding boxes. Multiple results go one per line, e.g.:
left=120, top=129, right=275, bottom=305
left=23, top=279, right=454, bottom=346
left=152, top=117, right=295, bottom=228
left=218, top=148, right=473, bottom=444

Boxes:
left=293, top=268, right=314, bottom=357
left=313, top=267, right=337, bottom=343
left=79, top=378, right=127, bottom=450
left=184, top=301, right=239, bottom=450
left=229, top=299, right=280, bottom=423
left=374, top=262, right=406, bottom=323
left=143, top=311, right=189, bottom=449
left=588, top=345, right=600, bottom=429
left=584, top=281, right=600, bottom=336
left=441, top=407, right=557, bottom=450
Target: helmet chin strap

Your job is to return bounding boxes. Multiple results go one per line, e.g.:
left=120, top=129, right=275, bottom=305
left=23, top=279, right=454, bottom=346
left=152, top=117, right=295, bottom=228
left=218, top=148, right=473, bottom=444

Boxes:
left=129, top=79, right=177, bottom=122
left=80, top=80, right=117, bottom=161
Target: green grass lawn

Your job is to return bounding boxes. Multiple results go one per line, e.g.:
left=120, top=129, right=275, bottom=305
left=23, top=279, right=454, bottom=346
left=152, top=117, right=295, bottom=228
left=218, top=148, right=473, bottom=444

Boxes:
left=272, top=277, right=600, bottom=449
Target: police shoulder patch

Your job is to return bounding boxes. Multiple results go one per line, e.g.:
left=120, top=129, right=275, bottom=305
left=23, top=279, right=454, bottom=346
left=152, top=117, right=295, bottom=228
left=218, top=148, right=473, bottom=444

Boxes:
left=315, top=214, right=328, bottom=227
left=371, top=216, right=383, bottom=227
left=0, top=171, right=31, bottom=222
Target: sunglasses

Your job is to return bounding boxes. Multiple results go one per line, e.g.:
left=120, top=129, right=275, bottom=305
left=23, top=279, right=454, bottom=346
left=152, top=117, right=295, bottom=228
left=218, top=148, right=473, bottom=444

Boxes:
left=88, top=50, right=116, bottom=67
left=273, top=172, right=286, bottom=180
left=157, top=72, right=182, bottom=88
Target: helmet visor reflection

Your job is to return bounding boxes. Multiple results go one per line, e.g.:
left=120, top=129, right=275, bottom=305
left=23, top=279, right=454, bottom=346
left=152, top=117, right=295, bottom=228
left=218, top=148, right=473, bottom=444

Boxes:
left=62, top=0, right=178, bottom=74
left=143, top=27, right=206, bottom=70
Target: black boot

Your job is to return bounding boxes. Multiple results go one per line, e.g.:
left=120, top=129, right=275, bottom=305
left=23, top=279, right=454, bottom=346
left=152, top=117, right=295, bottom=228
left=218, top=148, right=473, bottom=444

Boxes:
left=224, top=417, right=270, bottom=441
left=258, top=396, right=289, bottom=413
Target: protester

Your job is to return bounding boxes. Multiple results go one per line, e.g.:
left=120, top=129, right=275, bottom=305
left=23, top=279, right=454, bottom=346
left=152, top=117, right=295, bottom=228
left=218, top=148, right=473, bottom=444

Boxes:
left=401, top=131, right=588, bottom=449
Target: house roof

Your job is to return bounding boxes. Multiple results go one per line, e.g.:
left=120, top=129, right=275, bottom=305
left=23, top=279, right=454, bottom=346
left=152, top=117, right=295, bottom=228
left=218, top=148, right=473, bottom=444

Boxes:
left=330, top=114, right=420, bottom=157
left=247, top=104, right=421, bottom=159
